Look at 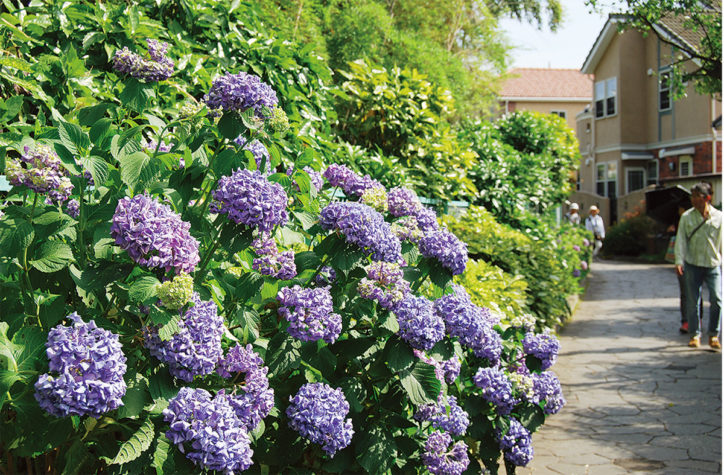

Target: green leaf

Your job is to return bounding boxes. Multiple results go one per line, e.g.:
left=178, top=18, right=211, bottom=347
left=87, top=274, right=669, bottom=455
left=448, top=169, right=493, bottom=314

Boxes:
left=0, top=95, right=23, bottom=123
left=291, top=211, right=318, bottom=231
left=30, top=241, right=74, bottom=273
left=158, top=315, right=181, bottom=341
left=58, top=120, right=91, bottom=156
left=152, top=435, right=174, bottom=475
left=63, top=439, right=92, bottom=475
left=231, top=308, right=260, bottom=341
left=0, top=218, right=34, bottom=256
left=0, top=369, right=21, bottom=410
left=118, top=151, right=151, bottom=188
left=266, top=332, right=301, bottom=377
left=129, top=276, right=161, bottom=304
left=217, top=112, right=245, bottom=140
left=78, top=103, right=111, bottom=126
left=518, top=403, right=545, bottom=433
left=80, top=155, right=110, bottom=187
left=89, top=119, right=114, bottom=150
left=399, top=361, right=441, bottom=405
left=260, top=281, right=278, bottom=301
left=356, top=426, right=397, bottom=474
left=294, top=251, right=321, bottom=272
left=106, top=417, right=154, bottom=465
left=120, top=78, right=155, bottom=113
left=117, top=374, right=151, bottom=419
left=384, top=338, right=415, bottom=372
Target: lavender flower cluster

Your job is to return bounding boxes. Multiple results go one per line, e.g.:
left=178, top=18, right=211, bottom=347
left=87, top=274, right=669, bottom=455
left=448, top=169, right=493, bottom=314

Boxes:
left=421, top=431, right=470, bottom=475
left=235, top=137, right=272, bottom=175
left=414, top=396, right=469, bottom=436
left=414, top=206, right=440, bottom=233
left=35, top=313, right=127, bottom=418
left=319, top=202, right=402, bottom=263
left=322, top=163, right=382, bottom=198
left=394, top=295, right=445, bottom=351
left=387, top=187, right=421, bottom=217
left=164, top=387, right=253, bottom=473
left=473, top=367, right=515, bottom=415
left=532, top=371, right=565, bottom=415
left=434, top=286, right=502, bottom=363
left=391, top=215, right=424, bottom=243
left=522, top=331, right=560, bottom=370
left=498, top=418, right=534, bottom=467
left=413, top=350, right=460, bottom=384
left=210, top=168, right=289, bottom=232
left=6, top=144, right=73, bottom=204
left=286, top=382, right=354, bottom=456
left=111, top=194, right=200, bottom=274
left=66, top=199, right=80, bottom=218
left=141, top=137, right=173, bottom=154
left=252, top=234, right=297, bottom=280
left=418, top=229, right=468, bottom=275
left=204, top=72, right=278, bottom=116
left=216, top=344, right=275, bottom=431
left=357, top=261, right=410, bottom=311
left=112, top=39, right=174, bottom=82
left=276, top=285, right=342, bottom=344
left=144, top=293, right=224, bottom=381
left=314, top=266, right=337, bottom=286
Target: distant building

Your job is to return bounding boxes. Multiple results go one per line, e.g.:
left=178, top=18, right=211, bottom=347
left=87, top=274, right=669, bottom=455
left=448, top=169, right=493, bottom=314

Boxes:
left=498, top=68, right=593, bottom=130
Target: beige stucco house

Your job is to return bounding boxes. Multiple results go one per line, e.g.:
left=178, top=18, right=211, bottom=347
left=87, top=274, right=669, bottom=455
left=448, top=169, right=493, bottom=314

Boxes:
left=575, top=13, right=722, bottom=224
left=498, top=68, right=593, bottom=130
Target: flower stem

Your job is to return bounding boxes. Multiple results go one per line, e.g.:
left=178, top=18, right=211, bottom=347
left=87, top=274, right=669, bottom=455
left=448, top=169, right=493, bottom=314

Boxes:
left=195, top=223, right=224, bottom=283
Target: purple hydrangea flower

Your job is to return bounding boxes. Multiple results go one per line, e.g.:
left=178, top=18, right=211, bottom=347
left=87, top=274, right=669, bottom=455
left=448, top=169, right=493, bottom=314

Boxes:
left=112, top=39, right=174, bottom=82
left=439, top=356, right=461, bottom=384
left=572, top=269, right=581, bottom=277
left=315, top=266, right=337, bottom=286
left=252, top=234, right=297, bottom=280
left=277, top=285, right=342, bottom=344
left=111, top=194, right=200, bottom=274
left=6, top=144, right=74, bottom=204
left=286, top=382, right=354, bottom=457
left=141, top=137, right=173, bottom=154
left=357, top=262, right=410, bottom=311
left=532, top=371, right=565, bottom=415
left=211, top=168, right=289, bottom=232
left=319, top=202, right=402, bottom=263
left=164, top=387, right=253, bottom=473
left=421, top=431, right=469, bottom=475
left=144, top=293, right=225, bottom=381
left=414, top=206, right=440, bottom=233
left=572, top=245, right=581, bottom=252
left=34, top=313, right=127, bottom=418
left=522, top=332, right=560, bottom=370
left=394, top=295, right=445, bottom=351
left=66, top=199, right=80, bottom=219
left=498, top=417, right=534, bottom=467
left=473, top=367, right=515, bottom=415
left=322, top=164, right=381, bottom=198
left=217, top=344, right=275, bottom=431
left=414, top=395, right=469, bottom=436
left=418, top=229, right=468, bottom=275
left=581, top=260, right=588, bottom=271
left=235, top=137, right=272, bottom=175
left=387, top=187, right=421, bottom=217
left=583, top=238, right=591, bottom=247
left=204, top=72, right=278, bottom=116
left=434, top=287, right=502, bottom=363
left=391, top=216, right=424, bottom=243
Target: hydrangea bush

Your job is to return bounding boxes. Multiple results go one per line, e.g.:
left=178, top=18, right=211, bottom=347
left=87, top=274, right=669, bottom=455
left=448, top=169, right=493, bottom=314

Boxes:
left=0, top=14, right=567, bottom=475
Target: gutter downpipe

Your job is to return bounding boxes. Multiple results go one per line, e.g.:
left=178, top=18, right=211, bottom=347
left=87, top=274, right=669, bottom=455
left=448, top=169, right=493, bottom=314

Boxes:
left=712, top=97, right=717, bottom=175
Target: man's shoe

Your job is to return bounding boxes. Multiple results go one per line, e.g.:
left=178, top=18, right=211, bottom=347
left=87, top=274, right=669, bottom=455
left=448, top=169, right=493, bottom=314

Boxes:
left=709, top=337, right=721, bottom=350
left=688, top=336, right=700, bottom=348
left=679, top=322, right=689, bottom=334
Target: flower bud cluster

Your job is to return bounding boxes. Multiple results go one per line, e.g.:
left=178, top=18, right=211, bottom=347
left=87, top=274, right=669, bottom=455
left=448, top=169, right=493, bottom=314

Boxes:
left=421, top=431, right=469, bottom=475
left=216, top=344, right=275, bottom=431
left=497, top=417, right=533, bottom=467
left=252, top=234, right=297, bottom=280
left=387, top=187, right=422, bottom=217
left=322, top=164, right=382, bottom=198
left=473, top=367, right=515, bottom=415
left=111, top=194, right=200, bottom=274
left=211, top=168, right=289, bottom=232
left=286, top=382, right=354, bottom=456
left=394, top=295, right=445, bottom=351
left=319, top=201, right=402, bottom=263
left=157, top=273, right=194, bottom=310
left=35, top=313, right=127, bottom=418
left=508, top=312, right=535, bottom=331
left=418, top=229, right=468, bottom=275
left=357, top=261, right=410, bottom=311
left=144, top=293, right=224, bottom=381
left=112, top=39, right=174, bottom=82
left=361, top=186, right=388, bottom=212
left=276, top=285, right=342, bottom=344
left=268, top=106, right=290, bottom=133
left=6, top=145, right=73, bottom=204
left=414, top=395, right=469, bottom=436
left=391, top=215, right=424, bottom=243
left=164, top=387, right=253, bottom=473
left=522, top=331, right=560, bottom=370
left=204, top=72, right=278, bottom=116
left=508, top=372, right=536, bottom=402
left=235, top=137, right=272, bottom=175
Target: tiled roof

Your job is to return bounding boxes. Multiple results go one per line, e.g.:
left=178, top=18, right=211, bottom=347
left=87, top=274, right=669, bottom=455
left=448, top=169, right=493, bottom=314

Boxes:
left=499, top=68, right=593, bottom=99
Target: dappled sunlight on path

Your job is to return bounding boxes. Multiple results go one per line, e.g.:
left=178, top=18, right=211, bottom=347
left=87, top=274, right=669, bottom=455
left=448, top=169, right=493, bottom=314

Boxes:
left=519, top=260, right=722, bottom=475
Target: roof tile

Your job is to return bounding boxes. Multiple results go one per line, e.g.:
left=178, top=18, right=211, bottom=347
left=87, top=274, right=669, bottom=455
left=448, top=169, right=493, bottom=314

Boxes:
left=500, top=68, right=593, bottom=99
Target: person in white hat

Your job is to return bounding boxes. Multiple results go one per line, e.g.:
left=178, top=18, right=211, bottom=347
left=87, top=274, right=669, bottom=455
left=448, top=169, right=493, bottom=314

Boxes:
left=585, top=205, right=605, bottom=259
left=565, top=203, right=581, bottom=225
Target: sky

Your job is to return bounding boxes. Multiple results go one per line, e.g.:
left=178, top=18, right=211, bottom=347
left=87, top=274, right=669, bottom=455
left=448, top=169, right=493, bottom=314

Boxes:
left=499, top=0, right=610, bottom=70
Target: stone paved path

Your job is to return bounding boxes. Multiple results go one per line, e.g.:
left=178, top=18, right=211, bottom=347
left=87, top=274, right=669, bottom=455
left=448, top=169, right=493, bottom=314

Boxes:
left=519, top=260, right=722, bottom=475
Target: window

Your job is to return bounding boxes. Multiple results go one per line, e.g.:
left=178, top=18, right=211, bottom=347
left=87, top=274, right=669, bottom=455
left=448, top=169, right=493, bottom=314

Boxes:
left=627, top=168, right=645, bottom=193
left=679, top=155, right=693, bottom=177
left=595, top=78, right=617, bottom=118
left=551, top=110, right=566, bottom=119
left=646, top=160, right=658, bottom=186
left=659, top=70, right=671, bottom=111
left=596, top=162, right=617, bottom=197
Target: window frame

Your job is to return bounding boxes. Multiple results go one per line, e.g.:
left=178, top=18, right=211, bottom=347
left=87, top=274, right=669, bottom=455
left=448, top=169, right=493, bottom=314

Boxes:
left=550, top=110, right=567, bottom=119
left=594, top=78, right=617, bottom=119
left=626, top=167, right=646, bottom=193
left=659, top=69, right=671, bottom=111
left=596, top=162, right=617, bottom=197
left=679, top=155, right=693, bottom=177
left=646, top=159, right=659, bottom=187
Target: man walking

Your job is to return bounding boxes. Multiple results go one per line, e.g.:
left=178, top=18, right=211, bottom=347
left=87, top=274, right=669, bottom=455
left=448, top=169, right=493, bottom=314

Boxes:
left=585, top=205, right=605, bottom=259
left=674, top=182, right=722, bottom=349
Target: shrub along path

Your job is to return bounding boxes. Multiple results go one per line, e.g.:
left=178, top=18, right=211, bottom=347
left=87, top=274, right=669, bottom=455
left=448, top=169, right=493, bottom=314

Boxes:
left=519, top=260, right=721, bottom=474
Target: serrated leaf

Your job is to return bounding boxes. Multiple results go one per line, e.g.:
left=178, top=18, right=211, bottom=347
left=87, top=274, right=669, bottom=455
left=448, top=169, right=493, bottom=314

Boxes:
left=0, top=95, right=23, bottom=123
left=356, top=427, right=397, bottom=473
left=217, top=112, right=245, bottom=140
left=291, top=211, right=318, bottom=231
left=118, top=150, right=151, bottom=188
left=129, top=276, right=161, bottom=303
left=158, top=316, right=181, bottom=341
left=152, top=435, right=174, bottom=475
left=384, top=337, right=414, bottom=372
left=78, top=103, right=111, bottom=127
left=58, top=121, right=91, bottom=156
left=107, top=417, right=154, bottom=465
left=120, top=78, right=155, bottom=113
left=80, top=155, right=110, bottom=187
left=30, top=240, right=74, bottom=273
left=266, top=333, right=301, bottom=377
left=0, top=218, right=34, bottom=256
left=399, top=361, right=441, bottom=405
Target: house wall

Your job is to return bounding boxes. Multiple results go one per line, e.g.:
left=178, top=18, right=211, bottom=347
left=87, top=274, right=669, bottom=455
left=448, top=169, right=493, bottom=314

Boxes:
left=592, top=33, right=622, bottom=148
left=619, top=31, right=648, bottom=145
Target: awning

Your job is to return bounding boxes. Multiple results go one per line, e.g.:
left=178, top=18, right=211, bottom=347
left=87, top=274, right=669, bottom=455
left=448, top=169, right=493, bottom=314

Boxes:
left=621, top=151, right=654, bottom=160
left=659, top=146, right=695, bottom=158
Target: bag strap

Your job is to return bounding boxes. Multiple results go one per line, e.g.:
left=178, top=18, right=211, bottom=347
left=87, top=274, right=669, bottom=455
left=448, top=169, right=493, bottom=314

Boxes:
left=686, top=217, right=708, bottom=243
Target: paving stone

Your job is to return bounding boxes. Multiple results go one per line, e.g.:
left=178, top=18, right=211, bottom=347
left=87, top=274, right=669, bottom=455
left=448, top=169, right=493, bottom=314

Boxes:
left=664, top=459, right=722, bottom=474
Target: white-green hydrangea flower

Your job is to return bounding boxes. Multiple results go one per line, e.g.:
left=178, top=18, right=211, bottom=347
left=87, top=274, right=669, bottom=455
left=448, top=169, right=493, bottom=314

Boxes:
left=157, top=273, right=194, bottom=310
